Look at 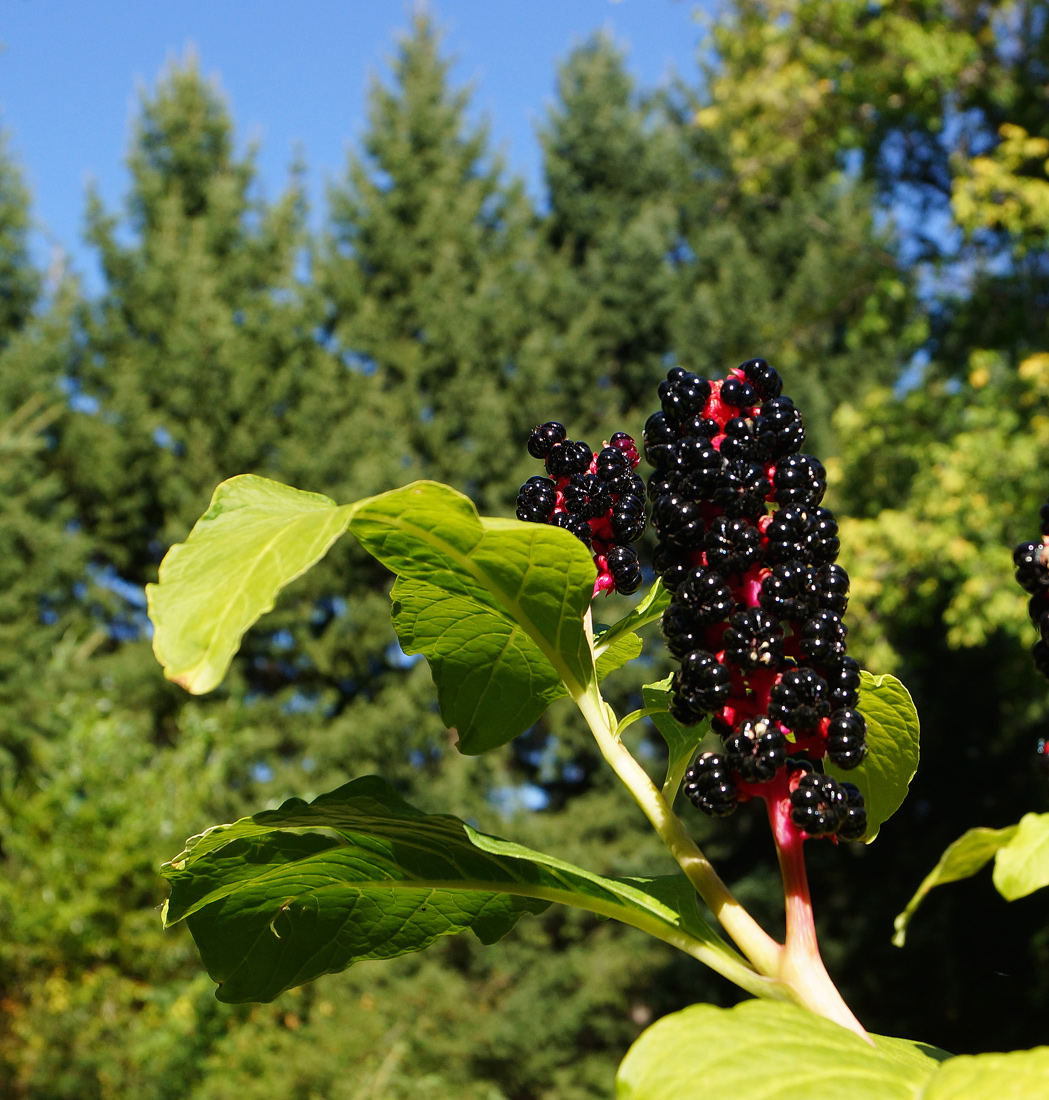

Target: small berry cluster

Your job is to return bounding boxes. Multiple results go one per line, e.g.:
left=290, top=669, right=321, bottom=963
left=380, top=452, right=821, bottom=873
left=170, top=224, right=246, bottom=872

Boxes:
left=647, top=360, right=867, bottom=841
left=518, top=423, right=646, bottom=596
left=1014, top=497, right=1049, bottom=680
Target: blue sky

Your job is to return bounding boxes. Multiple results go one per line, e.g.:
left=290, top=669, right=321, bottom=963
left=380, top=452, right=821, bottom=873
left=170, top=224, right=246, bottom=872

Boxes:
left=0, top=1, right=705, bottom=288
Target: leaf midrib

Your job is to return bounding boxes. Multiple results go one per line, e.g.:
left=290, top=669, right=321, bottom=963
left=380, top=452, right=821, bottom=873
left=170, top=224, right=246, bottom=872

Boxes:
left=171, top=835, right=703, bottom=940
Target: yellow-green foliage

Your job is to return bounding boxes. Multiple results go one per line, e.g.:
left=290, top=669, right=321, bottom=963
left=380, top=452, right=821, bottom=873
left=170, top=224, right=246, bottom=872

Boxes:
left=953, top=124, right=1049, bottom=250
left=833, top=356, right=1049, bottom=672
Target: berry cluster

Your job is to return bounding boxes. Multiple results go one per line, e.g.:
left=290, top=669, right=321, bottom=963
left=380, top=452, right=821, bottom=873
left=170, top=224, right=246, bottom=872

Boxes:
left=518, top=423, right=646, bottom=596
left=648, top=360, right=867, bottom=841
left=1014, top=497, right=1049, bottom=680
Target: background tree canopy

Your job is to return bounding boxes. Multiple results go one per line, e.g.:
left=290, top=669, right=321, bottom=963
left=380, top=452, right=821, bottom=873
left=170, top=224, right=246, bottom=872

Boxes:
left=1, top=6, right=1048, bottom=1097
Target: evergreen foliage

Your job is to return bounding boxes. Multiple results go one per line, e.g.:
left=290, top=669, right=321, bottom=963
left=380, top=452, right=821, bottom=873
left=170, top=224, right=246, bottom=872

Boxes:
left=539, top=34, right=681, bottom=418
left=0, top=141, right=91, bottom=782
left=319, top=15, right=549, bottom=511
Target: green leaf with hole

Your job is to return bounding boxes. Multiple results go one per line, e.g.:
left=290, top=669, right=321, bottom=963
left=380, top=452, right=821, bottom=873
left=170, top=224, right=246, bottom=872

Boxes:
left=616, top=1000, right=951, bottom=1100
left=147, top=475, right=361, bottom=694
left=992, top=812, right=1049, bottom=901
left=826, top=671, right=919, bottom=843
left=642, top=674, right=709, bottom=802
left=892, top=824, right=1019, bottom=946
left=162, top=776, right=756, bottom=1004
left=356, top=483, right=597, bottom=753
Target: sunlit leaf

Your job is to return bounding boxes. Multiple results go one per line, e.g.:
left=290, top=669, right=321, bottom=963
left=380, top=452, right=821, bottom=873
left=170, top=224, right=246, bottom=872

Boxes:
left=892, top=824, right=1019, bottom=946
left=147, top=475, right=359, bottom=694
left=616, top=999, right=950, bottom=1100
left=921, top=1047, right=1049, bottom=1099
left=992, top=812, right=1049, bottom=900
left=826, top=671, right=920, bottom=842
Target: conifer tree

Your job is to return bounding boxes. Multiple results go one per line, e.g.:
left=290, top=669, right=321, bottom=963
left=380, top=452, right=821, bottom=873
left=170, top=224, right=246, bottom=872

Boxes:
left=0, top=139, right=90, bottom=778
left=318, top=14, right=549, bottom=511
left=538, top=34, right=681, bottom=419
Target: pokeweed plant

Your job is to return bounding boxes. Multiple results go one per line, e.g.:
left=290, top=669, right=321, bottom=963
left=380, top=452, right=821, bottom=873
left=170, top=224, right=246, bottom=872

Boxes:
left=148, top=362, right=1049, bottom=1098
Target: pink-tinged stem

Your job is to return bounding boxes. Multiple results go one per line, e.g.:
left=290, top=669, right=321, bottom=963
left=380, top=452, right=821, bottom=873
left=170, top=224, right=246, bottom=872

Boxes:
left=765, top=792, right=871, bottom=1042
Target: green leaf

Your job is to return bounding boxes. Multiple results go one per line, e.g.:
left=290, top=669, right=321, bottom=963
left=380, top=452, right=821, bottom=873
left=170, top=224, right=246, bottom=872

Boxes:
left=992, top=812, right=1049, bottom=901
left=594, top=579, right=671, bottom=655
left=826, top=671, right=920, bottom=843
left=147, top=475, right=359, bottom=694
left=892, top=824, right=1019, bottom=946
left=595, top=631, right=643, bottom=679
left=641, top=675, right=709, bottom=802
left=616, top=1000, right=950, bottom=1100
left=921, top=1048, right=1049, bottom=1099
left=354, top=482, right=597, bottom=753
left=391, top=577, right=566, bottom=754
left=162, top=776, right=749, bottom=1004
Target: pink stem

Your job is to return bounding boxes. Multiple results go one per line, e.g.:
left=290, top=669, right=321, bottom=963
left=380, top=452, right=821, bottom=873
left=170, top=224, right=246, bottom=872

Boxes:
left=765, top=792, right=871, bottom=1042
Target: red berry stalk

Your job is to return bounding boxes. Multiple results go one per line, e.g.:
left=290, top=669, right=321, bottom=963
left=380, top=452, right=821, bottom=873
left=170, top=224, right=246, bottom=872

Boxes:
left=518, top=424, right=646, bottom=598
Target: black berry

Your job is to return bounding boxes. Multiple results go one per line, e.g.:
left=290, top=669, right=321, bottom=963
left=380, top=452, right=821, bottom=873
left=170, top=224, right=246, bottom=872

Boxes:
left=790, top=771, right=848, bottom=836
left=816, top=563, right=850, bottom=615
left=715, top=460, right=771, bottom=519
left=722, top=609, right=784, bottom=671
left=704, top=515, right=763, bottom=575
left=1014, top=540, right=1049, bottom=594
left=773, top=454, right=827, bottom=508
left=527, top=421, right=566, bottom=459
left=740, top=358, right=783, bottom=402
left=769, top=667, right=831, bottom=731
left=724, top=716, right=786, bottom=783
left=799, top=609, right=847, bottom=663
left=611, top=494, right=646, bottom=543
left=760, top=561, right=819, bottom=622
left=826, top=708, right=868, bottom=769
left=684, top=752, right=739, bottom=816
left=516, top=476, right=557, bottom=522
left=607, top=544, right=643, bottom=595
left=674, top=650, right=732, bottom=714
left=837, top=782, right=868, bottom=841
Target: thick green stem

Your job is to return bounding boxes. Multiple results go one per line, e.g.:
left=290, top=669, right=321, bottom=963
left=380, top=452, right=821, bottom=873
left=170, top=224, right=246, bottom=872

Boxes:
left=573, top=681, right=782, bottom=976
left=766, top=794, right=871, bottom=1042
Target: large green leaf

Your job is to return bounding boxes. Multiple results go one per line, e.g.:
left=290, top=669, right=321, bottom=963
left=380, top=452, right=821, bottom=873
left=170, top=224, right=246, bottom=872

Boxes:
left=615, top=1000, right=1049, bottom=1100
left=892, top=824, right=1019, bottom=946
left=921, top=1048, right=1049, bottom=1098
left=162, top=777, right=757, bottom=1004
left=615, top=1000, right=950, bottom=1100
left=826, top=671, right=920, bottom=843
left=354, top=483, right=597, bottom=753
left=992, top=812, right=1049, bottom=901
left=147, top=475, right=360, bottom=694
left=641, top=674, right=710, bottom=802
